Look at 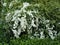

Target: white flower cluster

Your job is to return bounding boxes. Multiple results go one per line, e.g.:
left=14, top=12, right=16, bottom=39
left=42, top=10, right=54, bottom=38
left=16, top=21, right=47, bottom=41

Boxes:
left=5, top=2, right=57, bottom=39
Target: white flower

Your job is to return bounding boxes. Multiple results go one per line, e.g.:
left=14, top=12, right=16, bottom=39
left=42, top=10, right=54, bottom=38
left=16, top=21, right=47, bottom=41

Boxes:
left=48, top=30, right=55, bottom=39
left=18, top=27, right=21, bottom=35
left=46, top=20, right=50, bottom=23
left=58, top=22, right=60, bottom=24
left=3, top=3, right=7, bottom=7
left=40, top=31, right=45, bottom=39
left=12, top=28, right=21, bottom=38
left=30, top=36, right=34, bottom=39
left=34, top=32, right=39, bottom=36
left=53, top=30, right=57, bottom=36
left=5, top=13, right=11, bottom=22
left=13, top=20, right=18, bottom=29
left=46, top=24, right=49, bottom=28
left=27, top=11, right=33, bottom=17
left=20, top=17, right=27, bottom=29
left=11, top=17, right=16, bottom=21
left=31, top=19, right=36, bottom=27
left=12, top=29, right=19, bottom=38
left=23, top=2, right=30, bottom=8
left=14, top=10, right=21, bottom=15
left=46, top=24, right=54, bottom=30
left=9, top=1, right=13, bottom=8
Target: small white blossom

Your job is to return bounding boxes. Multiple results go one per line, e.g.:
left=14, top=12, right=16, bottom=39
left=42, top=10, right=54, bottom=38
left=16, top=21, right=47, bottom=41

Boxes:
left=27, top=11, right=33, bottom=17
left=20, top=16, right=27, bottom=29
left=31, top=19, right=36, bottom=27
left=23, top=2, right=30, bottom=8
left=58, top=22, right=60, bottom=24
left=12, top=29, right=19, bottom=38
left=13, top=19, right=18, bottom=29
left=5, top=13, right=11, bottom=22
left=34, top=32, right=39, bottom=37
left=14, top=10, right=21, bottom=15
left=40, top=31, right=45, bottom=39
left=18, top=27, right=21, bottom=35
left=53, top=30, right=57, bottom=36
left=46, top=20, right=50, bottom=23
left=3, top=3, right=7, bottom=7
left=9, top=2, right=13, bottom=8
left=48, top=30, right=55, bottom=39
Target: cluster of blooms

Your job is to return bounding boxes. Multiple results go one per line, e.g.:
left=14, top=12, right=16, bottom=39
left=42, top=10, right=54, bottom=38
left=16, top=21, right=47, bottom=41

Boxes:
left=5, top=1, right=58, bottom=39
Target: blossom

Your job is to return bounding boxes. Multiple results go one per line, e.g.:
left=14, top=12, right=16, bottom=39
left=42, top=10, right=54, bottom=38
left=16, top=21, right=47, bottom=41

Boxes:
left=48, top=30, right=55, bottom=39
left=23, top=2, right=30, bottom=8
left=9, top=1, right=13, bottom=8
left=3, top=3, right=7, bottom=7
left=40, top=31, right=45, bottom=39
left=5, top=13, right=11, bottom=22
left=27, top=11, right=33, bottom=17
left=12, top=29, right=19, bottom=38
left=58, top=22, right=60, bottom=24
left=31, top=19, right=36, bottom=27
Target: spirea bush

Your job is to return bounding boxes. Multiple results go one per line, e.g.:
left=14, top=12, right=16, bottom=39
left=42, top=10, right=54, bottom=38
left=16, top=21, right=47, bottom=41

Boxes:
left=1, top=0, right=60, bottom=40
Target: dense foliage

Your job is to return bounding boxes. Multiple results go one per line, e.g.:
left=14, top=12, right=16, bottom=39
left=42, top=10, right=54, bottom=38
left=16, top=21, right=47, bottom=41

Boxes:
left=0, top=0, right=60, bottom=45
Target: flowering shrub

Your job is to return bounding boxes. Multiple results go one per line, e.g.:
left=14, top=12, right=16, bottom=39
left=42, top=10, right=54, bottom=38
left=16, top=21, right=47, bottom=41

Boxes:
left=1, top=0, right=60, bottom=40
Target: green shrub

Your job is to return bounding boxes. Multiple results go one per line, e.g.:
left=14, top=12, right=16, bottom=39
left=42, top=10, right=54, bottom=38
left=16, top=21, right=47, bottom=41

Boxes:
left=0, top=0, right=60, bottom=44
